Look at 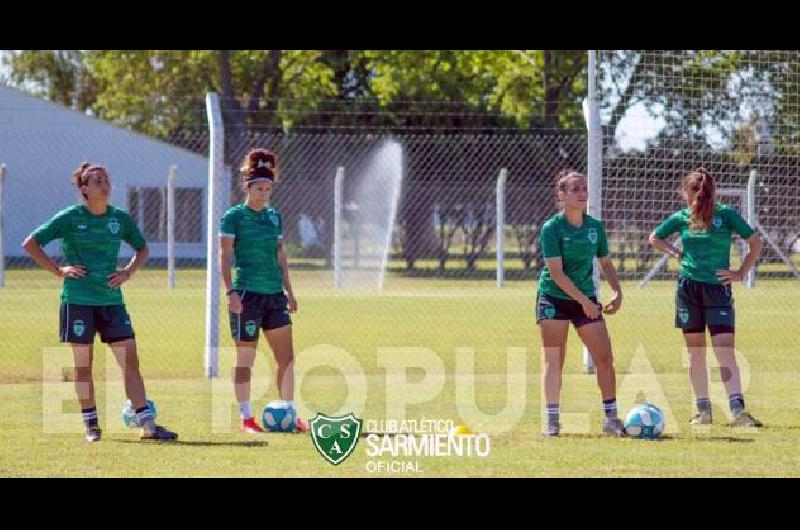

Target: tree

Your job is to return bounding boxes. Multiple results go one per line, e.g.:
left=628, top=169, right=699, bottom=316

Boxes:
left=2, top=50, right=98, bottom=111
left=599, top=50, right=800, bottom=153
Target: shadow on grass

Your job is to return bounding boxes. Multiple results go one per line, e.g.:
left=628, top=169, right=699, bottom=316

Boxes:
left=111, top=439, right=270, bottom=448
left=540, top=433, right=756, bottom=443
left=686, top=436, right=757, bottom=443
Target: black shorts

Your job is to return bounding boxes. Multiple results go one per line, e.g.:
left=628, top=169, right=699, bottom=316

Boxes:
left=229, top=291, right=292, bottom=341
left=536, top=292, right=603, bottom=328
left=675, top=275, right=735, bottom=332
left=59, top=303, right=135, bottom=344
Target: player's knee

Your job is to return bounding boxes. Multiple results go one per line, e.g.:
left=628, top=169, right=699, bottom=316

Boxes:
left=687, top=349, right=706, bottom=362
left=276, top=351, right=295, bottom=367
left=592, top=351, right=614, bottom=371
left=74, top=366, right=93, bottom=382
left=718, top=366, right=735, bottom=382
left=233, top=366, right=252, bottom=383
left=543, top=357, right=561, bottom=370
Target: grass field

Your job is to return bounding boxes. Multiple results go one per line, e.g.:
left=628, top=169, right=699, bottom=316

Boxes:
left=0, top=269, right=798, bottom=477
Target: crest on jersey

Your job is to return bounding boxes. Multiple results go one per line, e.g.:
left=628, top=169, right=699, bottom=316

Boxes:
left=587, top=227, right=598, bottom=244
left=712, top=216, right=722, bottom=229
left=108, top=218, right=120, bottom=235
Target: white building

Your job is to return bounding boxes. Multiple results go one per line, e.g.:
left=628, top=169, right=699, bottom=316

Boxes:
left=0, top=84, right=209, bottom=260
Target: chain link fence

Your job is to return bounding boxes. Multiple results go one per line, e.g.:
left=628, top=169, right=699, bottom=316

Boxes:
left=1, top=52, right=798, bottom=397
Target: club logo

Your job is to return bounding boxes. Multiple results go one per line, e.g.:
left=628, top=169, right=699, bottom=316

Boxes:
left=712, top=216, right=722, bottom=229
left=73, top=319, right=85, bottom=337
left=310, top=413, right=363, bottom=465
left=587, top=228, right=598, bottom=244
left=245, top=320, right=257, bottom=337
left=107, top=218, right=120, bottom=235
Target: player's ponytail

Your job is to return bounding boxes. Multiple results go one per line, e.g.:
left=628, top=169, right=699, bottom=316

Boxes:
left=684, top=167, right=715, bottom=230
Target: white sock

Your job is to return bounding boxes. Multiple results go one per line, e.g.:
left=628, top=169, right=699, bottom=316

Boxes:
left=239, top=401, right=252, bottom=420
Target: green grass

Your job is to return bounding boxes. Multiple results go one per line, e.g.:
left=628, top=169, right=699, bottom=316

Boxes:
left=0, top=269, right=798, bottom=477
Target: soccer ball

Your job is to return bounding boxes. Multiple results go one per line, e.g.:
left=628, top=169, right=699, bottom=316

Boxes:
left=624, top=403, right=665, bottom=439
left=262, top=400, right=297, bottom=433
left=122, top=399, right=157, bottom=428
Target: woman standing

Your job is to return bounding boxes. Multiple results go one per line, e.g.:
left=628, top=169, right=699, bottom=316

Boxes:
left=22, top=163, right=178, bottom=442
left=649, top=167, right=763, bottom=427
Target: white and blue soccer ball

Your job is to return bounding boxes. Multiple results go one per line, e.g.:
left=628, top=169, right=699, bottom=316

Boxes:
left=624, top=403, right=665, bottom=439
left=122, top=399, right=157, bottom=428
left=262, top=400, right=297, bottom=433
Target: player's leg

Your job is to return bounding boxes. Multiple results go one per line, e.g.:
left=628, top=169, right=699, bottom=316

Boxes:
left=683, top=331, right=712, bottom=425
left=101, top=305, right=176, bottom=441
left=709, top=330, right=760, bottom=427
left=703, top=283, right=761, bottom=427
left=262, top=293, right=307, bottom=432
left=676, top=276, right=712, bottom=424
left=106, top=338, right=176, bottom=441
left=71, top=343, right=101, bottom=442
left=62, top=303, right=101, bottom=442
left=537, top=293, right=570, bottom=436
left=97, top=305, right=144, bottom=405
left=575, top=318, right=624, bottom=436
left=264, top=325, right=294, bottom=402
left=230, top=291, right=265, bottom=433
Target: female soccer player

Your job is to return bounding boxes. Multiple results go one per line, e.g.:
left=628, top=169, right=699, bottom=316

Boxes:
left=536, top=170, right=625, bottom=437
left=22, top=163, right=178, bottom=442
left=219, top=148, right=308, bottom=433
left=649, top=167, right=763, bottom=427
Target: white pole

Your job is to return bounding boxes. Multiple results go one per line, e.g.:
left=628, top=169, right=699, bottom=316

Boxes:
left=167, top=165, right=177, bottom=289
left=583, top=50, right=602, bottom=374
left=496, top=168, right=507, bottom=288
left=746, top=169, right=757, bottom=288
left=205, top=93, right=224, bottom=378
left=334, top=167, right=344, bottom=289
left=0, top=164, right=5, bottom=288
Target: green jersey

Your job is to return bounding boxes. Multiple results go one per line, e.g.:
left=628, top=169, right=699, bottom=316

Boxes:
left=653, top=203, right=755, bottom=284
left=220, top=203, right=284, bottom=294
left=537, top=212, right=609, bottom=300
left=32, top=204, right=146, bottom=306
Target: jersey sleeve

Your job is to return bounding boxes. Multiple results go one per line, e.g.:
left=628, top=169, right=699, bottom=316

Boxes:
left=540, top=221, right=561, bottom=259
left=220, top=208, right=237, bottom=239
left=596, top=223, right=609, bottom=258
left=31, top=209, right=70, bottom=246
left=725, top=206, right=755, bottom=239
left=122, top=212, right=147, bottom=250
left=653, top=211, right=684, bottom=239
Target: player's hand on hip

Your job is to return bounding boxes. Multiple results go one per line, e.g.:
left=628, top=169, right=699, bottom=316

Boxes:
left=59, top=265, right=86, bottom=279
left=107, top=269, right=131, bottom=288
left=716, top=269, right=743, bottom=285
left=228, top=292, right=243, bottom=314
